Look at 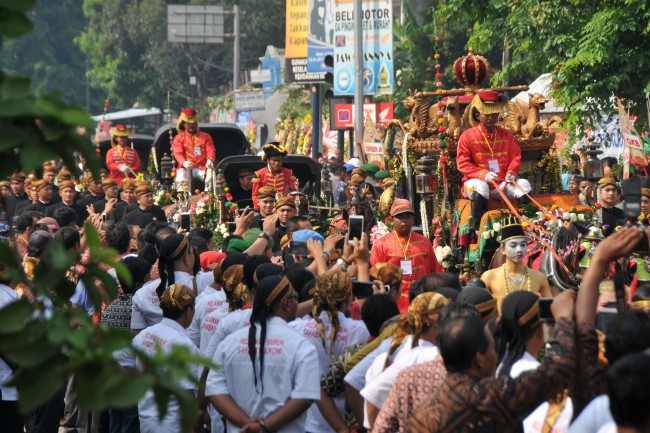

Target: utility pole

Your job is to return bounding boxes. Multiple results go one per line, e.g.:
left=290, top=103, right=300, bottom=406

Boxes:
left=311, top=84, right=321, bottom=159
left=353, top=0, right=364, bottom=159
left=233, top=4, right=240, bottom=90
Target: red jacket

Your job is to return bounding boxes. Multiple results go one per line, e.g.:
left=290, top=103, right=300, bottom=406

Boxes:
left=456, top=125, right=521, bottom=185
left=251, top=166, right=296, bottom=208
left=369, top=231, right=441, bottom=312
left=171, top=131, right=216, bottom=170
left=106, top=145, right=141, bottom=186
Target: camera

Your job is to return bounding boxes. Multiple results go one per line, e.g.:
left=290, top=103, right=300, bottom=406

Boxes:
left=622, top=178, right=649, bottom=254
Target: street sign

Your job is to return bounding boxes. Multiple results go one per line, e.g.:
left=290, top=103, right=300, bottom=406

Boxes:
left=331, top=102, right=394, bottom=130
left=167, top=5, right=225, bottom=44
left=285, top=58, right=327, bottom=83
left=234, top=89, right=265, bottom=112
left=250, top=69, right=272, bottom=83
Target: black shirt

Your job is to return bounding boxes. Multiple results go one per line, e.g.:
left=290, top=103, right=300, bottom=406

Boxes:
left=23, top=200, right=54, bottom=215
left=6, top=193, right=28, bottom=219
left=601, top=205, right=625, bottom=236
left=45, top=201, right=89, bottom=227
left=122, top=205, right=167, bottom=229
left=77, top=192, right=104, bottom=208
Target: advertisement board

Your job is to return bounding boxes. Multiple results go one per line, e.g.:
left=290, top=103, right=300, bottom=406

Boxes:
left=333, top=0, right=393, bottom=95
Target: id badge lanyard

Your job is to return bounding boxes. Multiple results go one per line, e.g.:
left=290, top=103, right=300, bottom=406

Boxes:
left=394, top=231, right=413, bottom=275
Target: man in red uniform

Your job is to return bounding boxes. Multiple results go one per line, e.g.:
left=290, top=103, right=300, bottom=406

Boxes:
left=171, top=108, right=216, bottom=190
left=370, top=199, right=439, bottom=312
left=456, top=90, right=531, bottom=231
left=251, top=142, right=296, bottom=208
left=106, top=124, right=141, bottom=186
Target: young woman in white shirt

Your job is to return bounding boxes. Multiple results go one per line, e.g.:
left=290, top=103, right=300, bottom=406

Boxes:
left=289, top=269, right=371, bottom=433
left=206, top=275, right=320, bottom=433
left=132, top=283, right=198, bottom=433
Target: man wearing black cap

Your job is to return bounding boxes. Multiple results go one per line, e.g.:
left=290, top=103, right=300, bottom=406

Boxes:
left=251, top=142, right=296, bottom=208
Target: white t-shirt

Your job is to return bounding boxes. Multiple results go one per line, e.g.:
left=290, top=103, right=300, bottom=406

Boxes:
left=363, top=335, right=415, bottom=390
left=361, top=339, right=439, bottom=409
left=132, top=318, right=198, bottom=433
left=0, top=284, right=18, bottom=401
left=568, top=395, right=616, bottom=433
left=187, top=286, right=228, bottom=347
left=206, top=316, right=321, bottom=433
left=344, top=337, right=392, bottom=392
left=289, top=311, right=370, bottom=433
left=195, top=270, right=214, bottom=295
left=506, top=352, right=573, bottom=433
left=131, top=271, right=208, bottom=331
left=203, top=308, right=253, bottom=360
left=199, top=307, right=229, bottom=355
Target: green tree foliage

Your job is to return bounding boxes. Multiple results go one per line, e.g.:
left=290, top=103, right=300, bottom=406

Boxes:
left=392, top=1, right=504, bottom=119
left=0, top=3, right=212, bottom=431
left=437, top=0, right=650, bottom=134
left=78, top=0, right=286, bottom=112
left=0, top=0, right=102, bottom=111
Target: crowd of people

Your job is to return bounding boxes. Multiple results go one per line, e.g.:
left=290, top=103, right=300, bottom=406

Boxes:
left=2, top=101, right=650, bottom=433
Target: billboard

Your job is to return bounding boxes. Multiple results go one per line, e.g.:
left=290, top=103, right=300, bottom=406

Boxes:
left=333, top=0, right=393, bottom=95
left=307, top=0, right=334, bottom=74
left=285, top=0, right=309, bottom=58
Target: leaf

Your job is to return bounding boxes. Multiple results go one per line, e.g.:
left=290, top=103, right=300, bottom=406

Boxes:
left=58, top=108, right=95, bottom=129
left=0, top=125, right=29, bottom=151
left=76, top=365, right=153, bottom=410
left=0, top=299, right=32, bottom=334
left=12, top=355, right=68, bottom=411
left=0, top=9, right=33, bottom=37
left=0, top=321, right=61, bottom=367
left=0, top=0, right=37, bottom=13
left=0, top=75, right=32, bottom=100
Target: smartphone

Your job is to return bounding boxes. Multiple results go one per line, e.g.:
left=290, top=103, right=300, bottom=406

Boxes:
left=348, top=215, right=364, bottom=244
left=538, top=298, right=554, bottom=321
left=622, top=178, right=641, bottom=219
left=180, top=212, right=191, bottom=231
left=258, top=218, right=265, bottom=230
left=352, top=281, right=374, bottom=299
left=227, top=222, right=237, bottom=233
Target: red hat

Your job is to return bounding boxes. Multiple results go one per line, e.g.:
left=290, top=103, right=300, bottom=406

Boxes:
left=390, top=199, right=415, bottom=217
left=177, top=108, right=199, bottom=132
left=111, top=124, right=133, bottom=146
left=200, top=251, right=227, bottom=272
left=468, top=90, right=507, bottom=126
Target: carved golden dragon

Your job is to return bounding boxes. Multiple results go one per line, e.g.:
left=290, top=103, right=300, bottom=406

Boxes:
left=504, top=93, right=551, bottom=139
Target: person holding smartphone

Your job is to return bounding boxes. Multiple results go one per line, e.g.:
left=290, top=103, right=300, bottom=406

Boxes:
left=370, top=199, right=440, bottom=312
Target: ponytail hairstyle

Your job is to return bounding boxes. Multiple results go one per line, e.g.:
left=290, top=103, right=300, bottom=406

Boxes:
left=494, top=291, right=542, bottom=378
left=248, top=275, right=294, bottom=392
left=311, top=270, right=352, bottom=360
left=384, top=292, right=449, bottom=369
left=156, top=234, right=190, bottom=299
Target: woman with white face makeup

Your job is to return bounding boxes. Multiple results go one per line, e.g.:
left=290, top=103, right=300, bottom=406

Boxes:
left=480, top=217, right=552, bottom=313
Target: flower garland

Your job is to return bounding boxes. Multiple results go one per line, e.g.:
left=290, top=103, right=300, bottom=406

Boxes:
left=272, top=114, right=318, bottom=156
